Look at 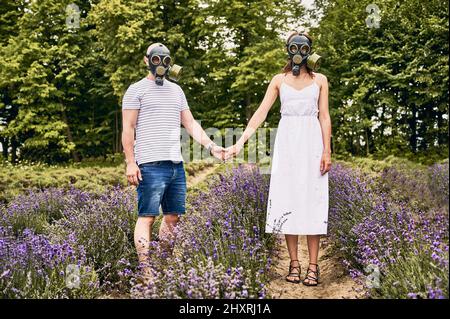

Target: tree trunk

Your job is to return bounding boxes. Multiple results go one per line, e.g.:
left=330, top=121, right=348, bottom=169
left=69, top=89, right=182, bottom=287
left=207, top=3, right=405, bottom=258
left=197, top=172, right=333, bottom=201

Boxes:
left=365, top=127, right=370, bottom=156
left=408, top=104, right=417, bottom=153
left=0, top=137, right=8, bottom=159
left=115, top=107, right=120, bottom=153
left=62, top=106, right=80, bottom=162
left=436, top=109, right=444, bottom=146
left=11, top=138, right=17, bottom=164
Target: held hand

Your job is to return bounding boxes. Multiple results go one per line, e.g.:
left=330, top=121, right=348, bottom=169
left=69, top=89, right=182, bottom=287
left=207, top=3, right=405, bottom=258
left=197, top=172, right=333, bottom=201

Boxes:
left=210, top=145, right=226, bottom=161
left=224, top=143, right=243, bottom=160
left=126, top=162, right=142, bottom=186
left=320, top=151, right=332, bottom=175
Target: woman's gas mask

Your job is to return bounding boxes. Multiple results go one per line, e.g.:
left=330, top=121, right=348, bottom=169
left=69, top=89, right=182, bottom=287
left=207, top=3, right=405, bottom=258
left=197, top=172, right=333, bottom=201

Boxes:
left=146, top=44, right=183, bottom=86
left=286, top=34, right=321, bottom=76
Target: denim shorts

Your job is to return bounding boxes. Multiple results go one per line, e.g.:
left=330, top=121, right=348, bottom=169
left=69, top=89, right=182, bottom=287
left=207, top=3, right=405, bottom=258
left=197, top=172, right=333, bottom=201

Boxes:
left=136, top=161, right=187, bottom=217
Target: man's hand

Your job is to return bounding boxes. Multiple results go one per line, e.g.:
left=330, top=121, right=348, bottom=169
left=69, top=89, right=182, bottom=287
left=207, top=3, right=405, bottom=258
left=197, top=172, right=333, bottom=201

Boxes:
left=210, top=145, right=225, bottom=161
left=320, top=151, right=332, bottom=175
left=126, top=162, right=142, bottom=186
left=224, top=143, right=243, bottom=160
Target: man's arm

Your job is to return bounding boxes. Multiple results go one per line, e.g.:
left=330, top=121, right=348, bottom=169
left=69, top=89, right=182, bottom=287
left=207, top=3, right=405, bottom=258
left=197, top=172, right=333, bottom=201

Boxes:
left=122, top=109, right=142, bottom=185
left=181, top=109, right=224, bottom=159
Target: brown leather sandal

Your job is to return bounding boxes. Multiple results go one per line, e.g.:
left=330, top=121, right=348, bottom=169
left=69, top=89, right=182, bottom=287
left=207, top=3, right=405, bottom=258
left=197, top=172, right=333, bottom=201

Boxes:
left=303, top=262, right=320, bottom=286
left=285, top=259, right=301, bottom=284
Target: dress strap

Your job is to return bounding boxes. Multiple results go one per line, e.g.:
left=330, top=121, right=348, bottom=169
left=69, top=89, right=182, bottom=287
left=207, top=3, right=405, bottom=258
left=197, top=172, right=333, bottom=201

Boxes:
left=279, top=73, right=287, bottom=92
left=312, top=72, right=320, bottom=89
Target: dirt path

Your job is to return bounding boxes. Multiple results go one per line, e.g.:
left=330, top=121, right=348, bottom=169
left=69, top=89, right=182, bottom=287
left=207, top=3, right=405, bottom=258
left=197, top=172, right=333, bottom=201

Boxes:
left=187, top=164, right=218, bottom=187
left=267, top=236, right=364, bottom=299
left=187, top=164, right=364, bottom=299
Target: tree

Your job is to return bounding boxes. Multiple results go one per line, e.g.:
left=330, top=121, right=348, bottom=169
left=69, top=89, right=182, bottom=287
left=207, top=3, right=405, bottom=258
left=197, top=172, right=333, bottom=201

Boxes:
left=312, top=0, right=448, bottom=159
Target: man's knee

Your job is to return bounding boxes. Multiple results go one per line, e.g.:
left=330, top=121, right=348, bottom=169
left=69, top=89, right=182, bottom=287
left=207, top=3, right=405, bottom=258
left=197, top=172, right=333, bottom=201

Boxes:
left=137, top=216, right=156, bottom=226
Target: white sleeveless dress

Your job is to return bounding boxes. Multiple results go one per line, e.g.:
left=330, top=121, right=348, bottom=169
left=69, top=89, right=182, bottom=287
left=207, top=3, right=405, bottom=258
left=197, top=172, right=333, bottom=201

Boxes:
left=265, top=75, right=329, bottom=235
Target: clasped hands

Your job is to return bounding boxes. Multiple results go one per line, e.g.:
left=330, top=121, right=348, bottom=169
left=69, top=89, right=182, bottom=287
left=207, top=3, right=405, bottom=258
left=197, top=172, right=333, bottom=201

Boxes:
left=209, top=143, right=243, bottom=161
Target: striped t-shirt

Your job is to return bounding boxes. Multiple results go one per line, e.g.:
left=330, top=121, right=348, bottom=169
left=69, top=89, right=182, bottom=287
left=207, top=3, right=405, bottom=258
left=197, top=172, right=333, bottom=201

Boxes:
left=122, top=77, right=189, bottom=165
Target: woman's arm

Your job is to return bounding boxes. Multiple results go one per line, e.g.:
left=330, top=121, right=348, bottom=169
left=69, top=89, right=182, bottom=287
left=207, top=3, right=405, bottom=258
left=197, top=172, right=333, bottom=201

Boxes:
left=225, top=74, right=281, bottom=158
left=317, top=73, right=332, bottom=174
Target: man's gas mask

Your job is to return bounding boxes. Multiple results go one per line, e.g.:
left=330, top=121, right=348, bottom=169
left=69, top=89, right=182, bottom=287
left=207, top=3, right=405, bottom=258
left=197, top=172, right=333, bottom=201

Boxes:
left=286, top=34, right=321, bottom=76
left=146, top=43, right=183, bottom=86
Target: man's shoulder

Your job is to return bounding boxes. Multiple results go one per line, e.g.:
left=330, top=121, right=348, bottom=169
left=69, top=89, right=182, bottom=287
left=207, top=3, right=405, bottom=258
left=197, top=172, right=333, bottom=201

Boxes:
left=126, top=77, right=183, bottom=94
left=128, top=77, right=148, bottom=90
left=166, top=80, right=183, bottom=92
left=124, top=78, right=146, bottom=96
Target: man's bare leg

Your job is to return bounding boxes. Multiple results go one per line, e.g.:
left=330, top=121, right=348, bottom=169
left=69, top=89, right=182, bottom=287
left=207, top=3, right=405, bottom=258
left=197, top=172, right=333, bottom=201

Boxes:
left=134, top=216, right=155, bottom=268
left=158, top=214, right=180, bottom=254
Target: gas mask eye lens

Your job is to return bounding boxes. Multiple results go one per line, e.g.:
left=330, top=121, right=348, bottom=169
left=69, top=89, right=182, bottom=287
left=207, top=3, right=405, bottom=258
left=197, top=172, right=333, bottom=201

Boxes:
left=150, top=55, right=161, bottom=65
left=288, top=43, right=298, bottom=54
left=300, top=44, right=310, bottom=56
left=163, top=56, right=172, bottom=66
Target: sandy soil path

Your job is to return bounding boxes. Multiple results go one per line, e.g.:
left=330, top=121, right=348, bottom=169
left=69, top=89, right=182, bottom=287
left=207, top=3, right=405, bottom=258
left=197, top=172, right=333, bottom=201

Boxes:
left=267, top=236, right=364, bottom=299
left=187, top=164, right=218, bottom=187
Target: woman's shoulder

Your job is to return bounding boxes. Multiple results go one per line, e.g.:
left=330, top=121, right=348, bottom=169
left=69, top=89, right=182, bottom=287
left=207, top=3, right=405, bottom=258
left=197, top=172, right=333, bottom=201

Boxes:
left=269, top=73, right=286, bottom=88
left=313, top=72, right=328, bottom=82
left=273, top=73, right=286, bottom=81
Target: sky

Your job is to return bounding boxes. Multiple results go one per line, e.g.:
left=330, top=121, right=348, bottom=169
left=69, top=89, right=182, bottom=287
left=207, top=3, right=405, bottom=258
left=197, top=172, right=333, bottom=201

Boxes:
left=302, top=0, right=316, bottom=9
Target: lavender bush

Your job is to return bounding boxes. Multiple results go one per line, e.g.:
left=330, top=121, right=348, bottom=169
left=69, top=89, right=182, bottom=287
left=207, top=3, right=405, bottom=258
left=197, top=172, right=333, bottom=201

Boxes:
left=329, top=162, right=449, bottom=299
left=132, top=165, right=276, bottom=298
left=0, top=226, right=99, bottom=298
left=0, top=186, right=137, bottom=296
left=1, top=158, right=447, bottom=299
left=428, top=161, right=449, bottom=210
left=46, top=186, right=137, bottom=289
left=132, top=251, right=265, bottom=299
left=0, top=187, right=90, bottom=235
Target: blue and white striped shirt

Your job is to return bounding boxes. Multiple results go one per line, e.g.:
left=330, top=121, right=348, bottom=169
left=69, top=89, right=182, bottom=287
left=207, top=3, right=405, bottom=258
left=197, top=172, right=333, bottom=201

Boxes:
left=122, top=77, right=189, bottom=165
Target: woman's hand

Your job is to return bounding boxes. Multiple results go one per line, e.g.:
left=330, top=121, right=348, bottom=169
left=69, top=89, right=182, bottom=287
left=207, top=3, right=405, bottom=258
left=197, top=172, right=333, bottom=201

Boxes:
left=210, top=144, right=226, bottom=161
left=224, top=143, right=243, bottom=160
left=320, top=151, right=332, bottom=175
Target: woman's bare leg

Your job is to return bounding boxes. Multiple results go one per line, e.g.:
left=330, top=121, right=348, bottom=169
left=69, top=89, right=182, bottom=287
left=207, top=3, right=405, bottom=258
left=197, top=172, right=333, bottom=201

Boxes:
left=285, top=234, right=300, bottom=282
left=305, top=234, right=320, bottom=284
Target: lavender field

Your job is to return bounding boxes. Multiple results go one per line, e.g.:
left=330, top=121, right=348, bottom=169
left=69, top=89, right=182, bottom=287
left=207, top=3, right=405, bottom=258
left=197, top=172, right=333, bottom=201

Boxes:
left=0, top=158, right=448, bottom=299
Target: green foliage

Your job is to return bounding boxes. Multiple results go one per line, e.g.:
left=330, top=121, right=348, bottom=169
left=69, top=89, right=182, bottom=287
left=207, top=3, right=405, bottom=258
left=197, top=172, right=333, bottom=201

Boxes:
left=0, top=0, right=448, bottom=164
left=312, top=0, right=449, bottom=158
left=0, top=159, right=216, bottom=203
left=379, top=248, right=449, bottom=299
left=0, top=163, right=125, bottom=203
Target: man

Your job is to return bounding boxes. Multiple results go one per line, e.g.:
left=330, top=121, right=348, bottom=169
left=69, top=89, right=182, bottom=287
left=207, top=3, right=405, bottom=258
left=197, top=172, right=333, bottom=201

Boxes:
left=122, top=43, right=224, bottom=267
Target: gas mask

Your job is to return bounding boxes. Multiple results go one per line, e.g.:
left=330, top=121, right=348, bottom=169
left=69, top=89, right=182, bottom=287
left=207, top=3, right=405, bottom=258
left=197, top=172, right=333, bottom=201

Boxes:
left=146, top=43, right=183, bottom=86
left=286, top=34, right=321, bottom=76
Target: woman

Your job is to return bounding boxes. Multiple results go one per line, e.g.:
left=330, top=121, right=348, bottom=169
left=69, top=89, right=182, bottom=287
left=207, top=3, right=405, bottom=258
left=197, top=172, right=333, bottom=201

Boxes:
left=225, top=31, right=332, bottom=286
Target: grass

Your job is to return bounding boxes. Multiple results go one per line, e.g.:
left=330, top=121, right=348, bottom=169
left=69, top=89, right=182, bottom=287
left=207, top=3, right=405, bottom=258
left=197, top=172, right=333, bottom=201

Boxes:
left=0, top=155, right=217, bottom=203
